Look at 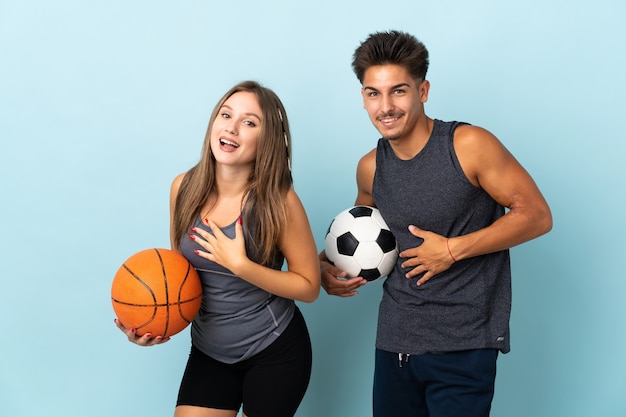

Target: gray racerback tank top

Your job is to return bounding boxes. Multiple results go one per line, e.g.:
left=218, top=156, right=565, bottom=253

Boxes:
left=179, top=216, right=294, bottom=363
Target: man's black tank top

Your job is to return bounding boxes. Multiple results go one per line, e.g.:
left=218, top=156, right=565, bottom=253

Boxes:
left=372, top=119, right=511, bottom=354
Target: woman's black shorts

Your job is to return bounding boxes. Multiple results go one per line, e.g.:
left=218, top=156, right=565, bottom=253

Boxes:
left=176, top=307, right=312, bottom=417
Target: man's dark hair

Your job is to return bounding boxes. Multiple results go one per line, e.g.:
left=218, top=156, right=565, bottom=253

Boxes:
left=352, top=30, right=429, bottom=84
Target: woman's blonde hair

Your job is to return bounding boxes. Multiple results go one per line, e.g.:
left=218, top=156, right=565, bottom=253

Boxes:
left=172, top=81, right=293, bottom=265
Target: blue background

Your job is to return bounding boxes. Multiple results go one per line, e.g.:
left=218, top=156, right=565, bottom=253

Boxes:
left=1, top=1, right=625, bottom=416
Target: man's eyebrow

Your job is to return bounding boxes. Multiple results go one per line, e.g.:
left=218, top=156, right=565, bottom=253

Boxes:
left=363, top=83, right=412, bottom=92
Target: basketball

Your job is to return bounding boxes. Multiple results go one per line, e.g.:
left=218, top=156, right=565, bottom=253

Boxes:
left=111, top=248, right=202, bottom=337
left=325, top=205, right=398, bottom=281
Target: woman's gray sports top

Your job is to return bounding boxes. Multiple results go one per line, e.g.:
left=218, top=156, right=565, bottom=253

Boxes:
left=179, top=216, right=294, bottom=363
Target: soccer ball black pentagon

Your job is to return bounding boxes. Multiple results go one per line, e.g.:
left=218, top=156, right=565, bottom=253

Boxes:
left=324, top=206, right=398, bottom=281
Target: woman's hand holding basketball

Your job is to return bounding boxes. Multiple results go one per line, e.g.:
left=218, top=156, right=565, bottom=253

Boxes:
left=189, top=217, right=248, bottom=274
left=114, top=318, right=170, bottom=346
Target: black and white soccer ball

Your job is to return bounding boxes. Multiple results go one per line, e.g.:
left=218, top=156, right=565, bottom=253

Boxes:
left=324, top=205, right=398, bottom=282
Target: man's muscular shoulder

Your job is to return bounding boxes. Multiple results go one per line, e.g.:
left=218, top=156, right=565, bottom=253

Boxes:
left=453, top=124, right=511, bottom=187
left=356, top=148, right=377, bottom=205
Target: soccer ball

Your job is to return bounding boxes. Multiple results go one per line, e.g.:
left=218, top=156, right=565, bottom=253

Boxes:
left=324, top=206, right=398, bottom=282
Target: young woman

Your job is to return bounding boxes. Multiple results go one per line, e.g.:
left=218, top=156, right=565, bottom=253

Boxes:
left=116, top=81, right=320, bottom=417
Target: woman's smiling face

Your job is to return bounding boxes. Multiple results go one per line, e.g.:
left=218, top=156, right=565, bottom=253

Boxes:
left=210, top=91, right=263, bottom=168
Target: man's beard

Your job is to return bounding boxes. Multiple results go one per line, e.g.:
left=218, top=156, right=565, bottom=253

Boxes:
left=377, top=111, right=404, bottom=141
left=382, top=132, right=401, bottom=141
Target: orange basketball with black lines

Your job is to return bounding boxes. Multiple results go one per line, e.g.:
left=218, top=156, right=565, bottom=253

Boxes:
left=111, top=248, right=202, bottom=337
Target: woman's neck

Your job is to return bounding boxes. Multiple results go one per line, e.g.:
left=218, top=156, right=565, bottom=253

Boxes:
left=214, top=164, right=251, bottom=197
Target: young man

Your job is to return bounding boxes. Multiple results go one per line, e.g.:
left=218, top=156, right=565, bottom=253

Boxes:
left=320, top=31, right=552, bottom=417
